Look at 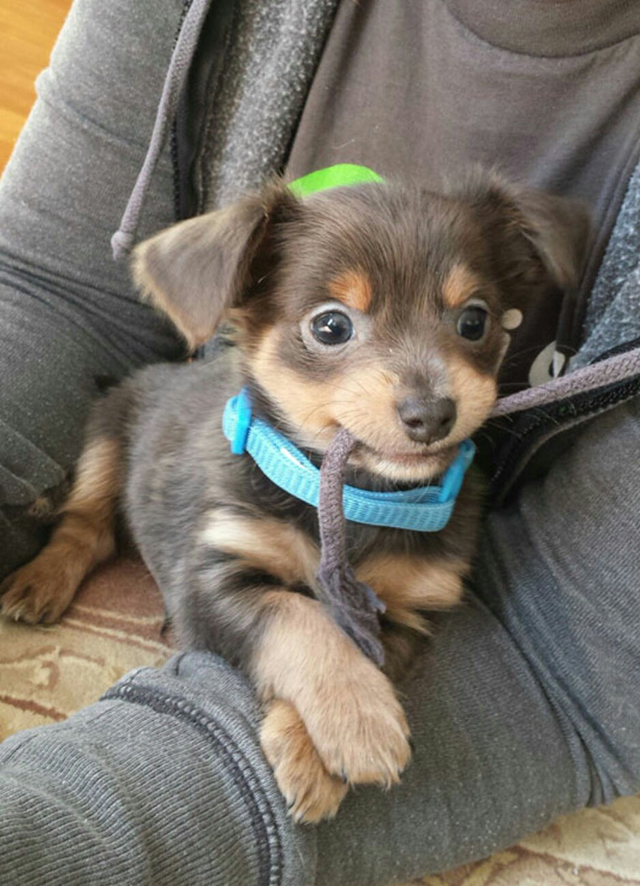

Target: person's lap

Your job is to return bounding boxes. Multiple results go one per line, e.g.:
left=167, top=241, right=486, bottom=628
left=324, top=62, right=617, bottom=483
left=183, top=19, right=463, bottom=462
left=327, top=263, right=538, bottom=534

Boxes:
left=314, top=395, right=640, bottom=882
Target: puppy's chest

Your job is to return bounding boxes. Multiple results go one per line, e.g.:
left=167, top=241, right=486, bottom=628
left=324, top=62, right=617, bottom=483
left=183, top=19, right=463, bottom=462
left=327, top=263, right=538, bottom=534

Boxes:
left=213, top=465, right=467, bottom=614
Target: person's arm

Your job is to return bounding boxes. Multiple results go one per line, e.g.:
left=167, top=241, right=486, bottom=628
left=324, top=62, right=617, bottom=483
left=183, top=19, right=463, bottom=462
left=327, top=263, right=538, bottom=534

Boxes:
left=0, top=0, right=185, bottom=576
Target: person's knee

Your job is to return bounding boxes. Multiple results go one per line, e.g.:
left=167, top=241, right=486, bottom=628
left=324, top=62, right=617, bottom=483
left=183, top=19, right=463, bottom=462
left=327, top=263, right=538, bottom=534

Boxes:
left=480, top=397, right=640, bottom=806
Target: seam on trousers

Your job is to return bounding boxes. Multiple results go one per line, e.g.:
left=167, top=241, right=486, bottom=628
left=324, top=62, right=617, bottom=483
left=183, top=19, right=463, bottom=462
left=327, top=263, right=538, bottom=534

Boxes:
left=101, top=681, right=283, bottom=886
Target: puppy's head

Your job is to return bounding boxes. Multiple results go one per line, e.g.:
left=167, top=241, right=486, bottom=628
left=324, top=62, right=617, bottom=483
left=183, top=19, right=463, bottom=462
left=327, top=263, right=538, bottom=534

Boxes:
left=134, top=172, right=589, bottom=482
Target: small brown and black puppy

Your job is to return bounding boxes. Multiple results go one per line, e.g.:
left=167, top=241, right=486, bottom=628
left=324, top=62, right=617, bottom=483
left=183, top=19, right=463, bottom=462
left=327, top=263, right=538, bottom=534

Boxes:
left=1, top=172, right=588, bottom=822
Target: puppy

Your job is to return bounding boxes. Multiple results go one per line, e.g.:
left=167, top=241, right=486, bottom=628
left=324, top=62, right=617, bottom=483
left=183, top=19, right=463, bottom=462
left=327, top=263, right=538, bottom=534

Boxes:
left=1, top=171, right=588, bottom=822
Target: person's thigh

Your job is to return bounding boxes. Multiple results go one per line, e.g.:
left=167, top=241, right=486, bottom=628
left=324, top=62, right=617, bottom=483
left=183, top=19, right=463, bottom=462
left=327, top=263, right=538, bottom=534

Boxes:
left=313, top=396, right=640, bottom=885
left=0, top=0, right=188, bottom=576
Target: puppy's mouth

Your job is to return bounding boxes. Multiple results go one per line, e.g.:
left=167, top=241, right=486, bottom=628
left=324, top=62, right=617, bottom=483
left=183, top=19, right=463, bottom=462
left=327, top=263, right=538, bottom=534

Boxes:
left=348, top=438, right=459, bottom=482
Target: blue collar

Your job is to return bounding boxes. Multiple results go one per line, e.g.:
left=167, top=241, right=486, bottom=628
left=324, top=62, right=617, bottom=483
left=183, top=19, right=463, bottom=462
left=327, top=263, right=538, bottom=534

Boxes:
left=222, top=389, right=476, bottom=532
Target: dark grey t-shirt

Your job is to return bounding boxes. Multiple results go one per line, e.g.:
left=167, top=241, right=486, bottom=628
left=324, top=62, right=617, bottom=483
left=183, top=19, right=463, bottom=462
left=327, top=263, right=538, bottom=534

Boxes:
left=286, top=0, right=640, bottom=389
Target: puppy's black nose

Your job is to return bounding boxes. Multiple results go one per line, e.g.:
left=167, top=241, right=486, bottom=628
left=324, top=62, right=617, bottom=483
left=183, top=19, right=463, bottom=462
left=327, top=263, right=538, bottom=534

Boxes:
left=397, top=396, right=457, bottom=444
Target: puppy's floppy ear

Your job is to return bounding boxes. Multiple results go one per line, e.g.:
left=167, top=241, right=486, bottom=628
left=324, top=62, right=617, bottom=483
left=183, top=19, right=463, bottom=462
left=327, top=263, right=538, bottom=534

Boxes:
left=452, top=169, right=591, bottom=297
left=133, top=181, right=298, bottom=351
left=508, top=186, right=591, bottom=292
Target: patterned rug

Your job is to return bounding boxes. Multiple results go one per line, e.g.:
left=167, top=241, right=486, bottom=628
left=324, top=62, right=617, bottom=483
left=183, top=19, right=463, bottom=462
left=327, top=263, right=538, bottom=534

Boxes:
left=1, top=558, right=639, bottom=885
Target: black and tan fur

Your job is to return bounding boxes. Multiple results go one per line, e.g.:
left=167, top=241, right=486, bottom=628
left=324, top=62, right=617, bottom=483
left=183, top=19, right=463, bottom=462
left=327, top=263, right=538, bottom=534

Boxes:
left=1, top=172, right=588, bottom=822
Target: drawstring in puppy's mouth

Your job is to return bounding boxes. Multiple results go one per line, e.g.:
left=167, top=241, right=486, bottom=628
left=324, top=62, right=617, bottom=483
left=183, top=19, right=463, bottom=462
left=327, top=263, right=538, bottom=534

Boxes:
left=316, top=427, right=387, bottom=667
left=313, top=426, right=466, bottom=666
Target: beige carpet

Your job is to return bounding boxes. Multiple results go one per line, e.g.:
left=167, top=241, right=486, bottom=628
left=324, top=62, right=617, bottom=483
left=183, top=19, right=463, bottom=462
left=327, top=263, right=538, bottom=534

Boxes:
left=1, top=558, right=639, bottom=885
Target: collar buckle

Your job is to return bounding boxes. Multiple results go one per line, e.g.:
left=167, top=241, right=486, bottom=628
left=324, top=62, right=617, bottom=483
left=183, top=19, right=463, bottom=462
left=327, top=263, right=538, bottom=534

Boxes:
left=227, top=389, right=253, bottom=455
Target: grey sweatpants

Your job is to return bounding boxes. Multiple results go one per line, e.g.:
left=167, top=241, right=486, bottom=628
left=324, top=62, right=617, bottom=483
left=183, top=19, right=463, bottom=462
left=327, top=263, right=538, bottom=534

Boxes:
left=1, top=1, right=639, bottom=884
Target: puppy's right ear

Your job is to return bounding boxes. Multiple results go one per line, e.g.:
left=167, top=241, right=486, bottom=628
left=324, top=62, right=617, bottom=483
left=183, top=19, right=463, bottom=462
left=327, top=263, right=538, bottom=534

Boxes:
left=133, top=181, right=298, bottom=351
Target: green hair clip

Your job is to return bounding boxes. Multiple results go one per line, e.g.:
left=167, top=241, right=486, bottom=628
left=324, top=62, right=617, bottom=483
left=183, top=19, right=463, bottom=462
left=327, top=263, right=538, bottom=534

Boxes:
left=288, top=163, right=383, bottom=198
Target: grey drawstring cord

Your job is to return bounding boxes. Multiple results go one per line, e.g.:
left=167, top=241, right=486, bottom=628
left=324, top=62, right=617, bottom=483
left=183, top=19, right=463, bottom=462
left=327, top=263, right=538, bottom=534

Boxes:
left=490, top=346, right=640, bottom=418
left=316, top=428, right=387, bottom=667
left=111, top=0, right=214, bottom=261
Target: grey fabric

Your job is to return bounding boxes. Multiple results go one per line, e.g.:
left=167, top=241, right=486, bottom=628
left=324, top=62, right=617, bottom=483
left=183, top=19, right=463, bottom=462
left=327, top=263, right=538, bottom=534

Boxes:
left=444, top=0, right=640, bottom=57
left=0, top=653, right=315, bottom=886
left=0, top=0, right=188, bottom=574
left=573, top=163, right=640, bottom=370
left=2, top=1, right=640, bottom=884
left=199, top=0, right=339, bottom=211
left=2, top=399, right=640, bottom=886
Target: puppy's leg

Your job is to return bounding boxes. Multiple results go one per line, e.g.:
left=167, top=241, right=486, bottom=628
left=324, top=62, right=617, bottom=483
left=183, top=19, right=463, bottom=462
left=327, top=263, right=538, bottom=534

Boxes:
left=1, top=395, right=127, bottom=624
left=176, top=556, right=348, bottom=822
left=251, top=592, right=411, bottom=791
left=184, top=514, right=411, bottom=821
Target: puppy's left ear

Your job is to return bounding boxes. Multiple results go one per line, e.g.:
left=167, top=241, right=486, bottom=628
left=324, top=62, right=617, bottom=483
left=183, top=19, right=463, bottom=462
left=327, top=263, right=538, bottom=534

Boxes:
left=510, top=186, right=591, bottom=292
left=133, top=181, right=298, bottom=351
left=453, top=170, right=591, bottom=299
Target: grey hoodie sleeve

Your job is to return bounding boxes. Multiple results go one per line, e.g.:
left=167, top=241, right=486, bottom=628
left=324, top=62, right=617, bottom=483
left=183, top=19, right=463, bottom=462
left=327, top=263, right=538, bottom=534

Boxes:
left=0, top=618, right=576, bottom=886
left=0, top=0, right=186, bottom=577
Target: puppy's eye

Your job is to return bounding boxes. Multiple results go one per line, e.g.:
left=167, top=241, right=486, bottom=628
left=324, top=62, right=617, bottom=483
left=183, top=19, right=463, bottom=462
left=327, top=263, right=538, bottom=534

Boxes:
left=457, top=306, right=488, bottom=341
left=310, top=311, right=354, bottom=346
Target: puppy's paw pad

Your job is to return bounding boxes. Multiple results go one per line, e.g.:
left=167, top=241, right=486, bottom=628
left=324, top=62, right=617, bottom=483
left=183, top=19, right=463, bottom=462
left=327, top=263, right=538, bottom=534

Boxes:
left=261, top=700, right=348, bottom=824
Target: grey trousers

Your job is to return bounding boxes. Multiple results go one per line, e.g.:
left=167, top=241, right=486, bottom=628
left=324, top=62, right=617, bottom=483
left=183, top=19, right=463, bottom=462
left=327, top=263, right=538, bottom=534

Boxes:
left=1, top=1, right=639, bottom=884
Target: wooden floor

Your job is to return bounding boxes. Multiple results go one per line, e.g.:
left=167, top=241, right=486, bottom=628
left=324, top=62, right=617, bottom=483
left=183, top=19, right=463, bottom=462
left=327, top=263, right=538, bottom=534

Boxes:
left=0, top=0, right=72, bottom=171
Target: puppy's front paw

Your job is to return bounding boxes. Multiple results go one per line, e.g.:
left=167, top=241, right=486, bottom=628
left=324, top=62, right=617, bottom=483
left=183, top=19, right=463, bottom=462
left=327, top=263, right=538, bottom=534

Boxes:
left=0, top=554, right=76, bottom=624
left=304, top=662, right=411, bottom=788
left=261, top=699, right=348, bottom=823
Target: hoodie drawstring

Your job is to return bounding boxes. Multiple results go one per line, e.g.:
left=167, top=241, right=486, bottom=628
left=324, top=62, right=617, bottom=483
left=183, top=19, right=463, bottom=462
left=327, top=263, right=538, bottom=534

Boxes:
left=111, top=0, right=213, bottom=261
